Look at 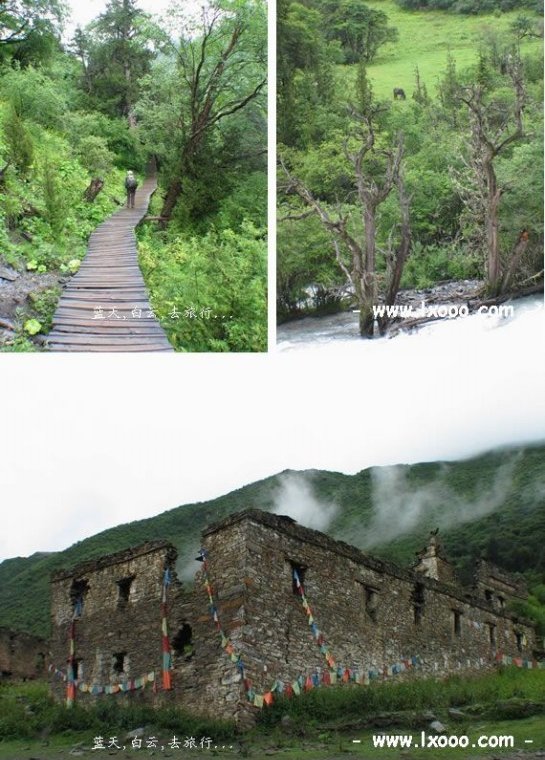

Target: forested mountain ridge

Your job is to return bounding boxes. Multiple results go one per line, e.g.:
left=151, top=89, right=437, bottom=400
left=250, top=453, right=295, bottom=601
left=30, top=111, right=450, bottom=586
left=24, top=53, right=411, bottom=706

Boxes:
left=0, top=0, right=267, bottom=352
left=277, top=0, right=543, bottom=333
left=1, top=442, right=544, bottom=637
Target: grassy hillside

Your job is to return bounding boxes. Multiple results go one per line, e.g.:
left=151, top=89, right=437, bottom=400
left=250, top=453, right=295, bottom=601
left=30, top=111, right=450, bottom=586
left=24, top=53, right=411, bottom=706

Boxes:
left=357, top=0, right=542, bottom=98
left=0, top=443, right=544, bottom=637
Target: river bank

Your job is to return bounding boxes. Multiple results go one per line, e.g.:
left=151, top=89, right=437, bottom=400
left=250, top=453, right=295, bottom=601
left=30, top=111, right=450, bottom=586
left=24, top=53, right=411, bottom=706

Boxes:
left=277, top=285, right=543, bottom=349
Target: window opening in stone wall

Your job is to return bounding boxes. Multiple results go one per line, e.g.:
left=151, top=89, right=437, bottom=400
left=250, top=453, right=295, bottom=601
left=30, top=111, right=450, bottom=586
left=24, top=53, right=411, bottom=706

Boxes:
left=289, top=561, right=307, bottom=594
left=515, top=632, right=523, bottom=652
left=112, top=652, right=127, bottom=674
left=172, top=624, right=193, bottom=658
left=117, top=576, right=135, bottom=608
left=488, top=623, right=496, bottom=648
left=485, top=589, right=493, bottom=602
left=452, top=610, right=462, bottom=636
left=412, top=582, right=425, bottom=625
left=70, top=579, right=89, bottom=616
left=71, top=658, right=82, bottom=681
left=364, top=586, right=378, bottom=622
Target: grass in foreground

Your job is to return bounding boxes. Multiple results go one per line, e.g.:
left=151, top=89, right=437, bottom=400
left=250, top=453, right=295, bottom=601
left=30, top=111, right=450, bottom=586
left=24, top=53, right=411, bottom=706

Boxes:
left=1, top=670, right=544, bottom=758
left=0, top=716, right=544, bottom=759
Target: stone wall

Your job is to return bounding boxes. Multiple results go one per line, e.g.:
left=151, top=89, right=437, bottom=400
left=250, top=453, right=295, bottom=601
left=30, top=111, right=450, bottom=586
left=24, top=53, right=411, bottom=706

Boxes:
left=48, top=537, right=248, bottom=721
left=49, top=510, right=538, bottom=726
left=0, top=627, right=47, bottom=681
left=199, top=511, right=537, bottom=719
left=50, top=540, right=180, bottom=702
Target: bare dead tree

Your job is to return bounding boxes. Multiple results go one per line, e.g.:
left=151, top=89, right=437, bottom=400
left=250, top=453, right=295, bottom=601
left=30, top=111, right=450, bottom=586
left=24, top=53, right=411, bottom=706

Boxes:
left=279, top=124, right=411, bottom=337
left=382, top=171, right=411, bottom=329
left=459, top=57, right=526, bottom=296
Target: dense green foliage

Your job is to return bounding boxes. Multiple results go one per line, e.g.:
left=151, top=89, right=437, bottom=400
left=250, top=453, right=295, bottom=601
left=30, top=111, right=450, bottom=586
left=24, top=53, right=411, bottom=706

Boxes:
left=138, top=219, right=267, bottom=352
left=395, top=0, right=542, bottom=13
left=0, top=0, right=266, bottom=352
left=277, top=0, right=543, bottom=319
left=0, top=443, right=543, bottom=637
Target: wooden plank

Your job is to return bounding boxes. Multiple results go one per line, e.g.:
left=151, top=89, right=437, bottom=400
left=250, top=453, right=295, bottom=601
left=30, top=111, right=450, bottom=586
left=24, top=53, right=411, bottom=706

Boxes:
left=62, top=292, right=149, bottom=301
left=51, top=325, right=165, bottom=336
left=48, top=344, right=173, bottom=352
left=55, top=317, right=160, bottom=332
left=64, top=283, right=147, bottom=288
left=47, top=333, right=170, bottom=346
left=55, top=304, right=151, bottom=312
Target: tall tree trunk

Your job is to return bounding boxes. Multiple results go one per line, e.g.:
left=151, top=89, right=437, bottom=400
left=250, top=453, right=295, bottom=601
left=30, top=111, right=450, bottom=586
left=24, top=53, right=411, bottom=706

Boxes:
left=359, top=205, right=377, bottom=337
left=485, top=160, right=502, bottom=296
left=384, top=179, right=411, bottom=308
left=502, top=230, right=529, bottom=293
left=160, top=147, right=197, bottom=223
left=160, top=178, right=183, bottom=226
left=350, top=242, right=366, bottom=337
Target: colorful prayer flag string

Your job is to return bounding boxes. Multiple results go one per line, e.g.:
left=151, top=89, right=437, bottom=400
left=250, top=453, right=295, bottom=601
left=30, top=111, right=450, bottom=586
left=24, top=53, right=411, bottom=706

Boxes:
left=49, top=665, right=156, bottom=694
left=495, top=651, right=545, bottom=670
left=199, top=548, right=246, bottom=678
left=161, top=567, right=173, bottom=690
left=66, top=617, right=77, bottom=708
left=199, top=547, right=426, bottom=710
left=292, top=568, right=336, bottom=670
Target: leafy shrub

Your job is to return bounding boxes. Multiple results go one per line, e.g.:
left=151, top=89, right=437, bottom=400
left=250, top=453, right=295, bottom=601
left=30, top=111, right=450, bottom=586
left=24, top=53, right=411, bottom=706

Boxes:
left=3, top=107, right=34, bottom=173
left=401, top=243, right=482, bottom=289
left=28, top=286, right=61, bottom=332
left=138, top=223, right=267, bottom=352
left=75, top=135, right=116, bottom=177
left=0, top=66, right=67, bottom=129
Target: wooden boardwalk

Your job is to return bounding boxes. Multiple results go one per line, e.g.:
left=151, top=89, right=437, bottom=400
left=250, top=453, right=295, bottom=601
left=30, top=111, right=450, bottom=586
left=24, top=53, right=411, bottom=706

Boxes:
left=48, top=173, right=173, bottom=352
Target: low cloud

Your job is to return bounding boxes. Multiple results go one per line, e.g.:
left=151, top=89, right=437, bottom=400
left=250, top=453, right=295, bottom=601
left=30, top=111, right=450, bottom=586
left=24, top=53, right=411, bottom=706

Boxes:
left=358, top=455, right=520, bottom=548
left=174, top=554, right=201, bottom=585
left=272, top=473, right=338, bottom=531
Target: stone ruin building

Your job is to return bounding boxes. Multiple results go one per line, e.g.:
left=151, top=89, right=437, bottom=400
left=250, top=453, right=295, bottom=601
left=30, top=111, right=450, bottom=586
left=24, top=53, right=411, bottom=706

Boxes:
left=49, top=509, right=540, bottom=725
left=0, top=627, right=47, bottom=681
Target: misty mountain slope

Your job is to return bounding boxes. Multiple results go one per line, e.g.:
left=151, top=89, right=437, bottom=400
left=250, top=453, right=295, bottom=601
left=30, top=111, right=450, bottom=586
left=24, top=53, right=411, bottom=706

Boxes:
left=331, top=446, right=545, bottom=582
left=0, top=444, right=543, bottom=638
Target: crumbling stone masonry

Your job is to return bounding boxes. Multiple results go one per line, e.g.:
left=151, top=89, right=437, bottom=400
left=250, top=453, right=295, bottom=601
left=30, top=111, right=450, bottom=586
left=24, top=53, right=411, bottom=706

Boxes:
left=50, top=510, right=539, bottom=725
left=0, top=627, right=47, bottom=681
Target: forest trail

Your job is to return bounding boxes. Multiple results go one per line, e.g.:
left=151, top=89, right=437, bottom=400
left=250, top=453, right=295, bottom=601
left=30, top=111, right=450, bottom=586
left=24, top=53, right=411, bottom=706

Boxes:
left=47, top=170, right=173, bottom=352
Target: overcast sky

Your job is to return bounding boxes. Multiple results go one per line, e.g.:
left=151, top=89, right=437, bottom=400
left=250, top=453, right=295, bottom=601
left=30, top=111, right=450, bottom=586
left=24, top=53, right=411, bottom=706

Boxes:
left=1, top=300, right=544, bottom=562
left=64, top=0, right=172, bottom=34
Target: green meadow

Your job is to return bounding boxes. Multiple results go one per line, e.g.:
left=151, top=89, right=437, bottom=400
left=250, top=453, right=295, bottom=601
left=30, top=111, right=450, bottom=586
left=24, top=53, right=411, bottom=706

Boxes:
left=339, top=1, right=541, bottom=98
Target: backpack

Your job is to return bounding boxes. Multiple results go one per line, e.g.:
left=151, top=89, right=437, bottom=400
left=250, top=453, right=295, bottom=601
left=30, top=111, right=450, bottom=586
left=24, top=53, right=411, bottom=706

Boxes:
left=125, top=175, right=138, bottom=191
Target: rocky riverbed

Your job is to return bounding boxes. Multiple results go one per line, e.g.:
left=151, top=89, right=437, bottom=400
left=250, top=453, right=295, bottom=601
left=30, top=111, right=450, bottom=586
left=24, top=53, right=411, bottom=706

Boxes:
left=0, top=263, right=63, bottom=346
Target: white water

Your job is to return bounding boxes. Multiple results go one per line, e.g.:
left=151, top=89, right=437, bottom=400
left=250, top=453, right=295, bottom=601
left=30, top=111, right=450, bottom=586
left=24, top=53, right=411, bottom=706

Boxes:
left=277, top=295, right=544, bottom=352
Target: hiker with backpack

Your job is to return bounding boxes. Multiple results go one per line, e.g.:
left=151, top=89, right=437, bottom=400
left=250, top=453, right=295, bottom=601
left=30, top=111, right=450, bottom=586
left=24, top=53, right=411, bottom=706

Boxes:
left=125, top=171, right=138, bottom=208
